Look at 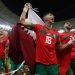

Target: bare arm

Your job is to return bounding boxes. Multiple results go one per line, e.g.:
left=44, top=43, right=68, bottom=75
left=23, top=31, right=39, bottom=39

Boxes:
left=19, top=3, right=40, bottom=31
left=57, top=36, right=75, bottom=50
left=58, top=42, right=71, bottom=50
left=19, top=9, right=27, bottom=25
left=19, top=3, right=32, bottom=26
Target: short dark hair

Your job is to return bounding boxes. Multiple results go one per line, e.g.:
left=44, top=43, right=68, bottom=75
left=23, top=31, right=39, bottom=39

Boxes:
left=43, top=12, right=54, bottom=17
left=65, top=21, right=71, bottom=25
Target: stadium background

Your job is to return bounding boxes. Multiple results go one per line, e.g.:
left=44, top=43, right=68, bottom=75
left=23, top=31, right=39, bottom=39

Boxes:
left=0, top=0, right=75, bottom=31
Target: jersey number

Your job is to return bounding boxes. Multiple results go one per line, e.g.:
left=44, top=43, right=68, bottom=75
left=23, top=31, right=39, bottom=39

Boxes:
left=45, top=36, right=52, bottom=44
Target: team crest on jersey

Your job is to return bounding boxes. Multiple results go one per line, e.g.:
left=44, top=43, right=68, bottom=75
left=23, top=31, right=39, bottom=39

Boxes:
left=52, top=34, right=58, bottom=38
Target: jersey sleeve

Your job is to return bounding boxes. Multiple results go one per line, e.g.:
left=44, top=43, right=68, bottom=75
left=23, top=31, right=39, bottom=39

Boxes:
left=27, top=24, right=42, bottom=32
left=17, top=22, right=42, bottom=32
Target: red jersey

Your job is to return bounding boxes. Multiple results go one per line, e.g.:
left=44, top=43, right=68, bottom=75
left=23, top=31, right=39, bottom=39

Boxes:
left=58, top=32, right=72, bottom=75
left=29, top=24, right=60, bottom=65
left=71, top=32, right=75, bottom=59
left=0, top=36, right=8, bottom=58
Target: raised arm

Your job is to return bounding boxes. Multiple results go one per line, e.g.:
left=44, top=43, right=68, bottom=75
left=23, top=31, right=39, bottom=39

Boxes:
left=19, top=3, right=32, bottom=26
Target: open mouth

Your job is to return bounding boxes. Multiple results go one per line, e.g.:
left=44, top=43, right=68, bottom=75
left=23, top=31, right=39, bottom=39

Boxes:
left=51, top=18, right=54, bottom=22
left=66, top=26, right=72, bottom=30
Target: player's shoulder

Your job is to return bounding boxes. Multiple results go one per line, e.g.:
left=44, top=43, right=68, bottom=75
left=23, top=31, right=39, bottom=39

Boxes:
left=51, top=30, right=60, bottom=38
left=34, top=24, right=44, bottom=29
left=71, top=31, right=75, bottom=34
left=34, top=24, right=43, bottom=26
left=58, top=31, right=65, bottom=35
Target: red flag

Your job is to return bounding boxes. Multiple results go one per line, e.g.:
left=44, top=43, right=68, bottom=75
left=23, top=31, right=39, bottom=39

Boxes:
left=9, top=24, right=35, bottom=75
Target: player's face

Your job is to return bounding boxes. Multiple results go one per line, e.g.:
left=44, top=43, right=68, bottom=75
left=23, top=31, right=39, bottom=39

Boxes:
left=43, top=14, right=54, bottom=24
left=64, top=22, right=72, bottom=30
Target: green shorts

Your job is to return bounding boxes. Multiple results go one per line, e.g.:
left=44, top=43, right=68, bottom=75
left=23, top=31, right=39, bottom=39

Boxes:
left=71, top=59, right=75, bottom=71
left=35, top=63, right=58, bottom=75
left=66, top=67, right=73, bottom=75
left=8, top=58, right=22, bottom=71
left=70, top=59, right=75, bottom=74
left=66, top=59, right=75, bottom=75
left=0, top=58, right=4, bottom=70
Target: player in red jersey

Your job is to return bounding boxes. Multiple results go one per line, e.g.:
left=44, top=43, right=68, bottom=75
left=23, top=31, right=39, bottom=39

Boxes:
left=19, top=3, right=75, bottom=75
left=70, top=31, right=75, bottom=75
left=58, top=22, right=74, bottom=75
left=0, top=29, right=9, bottom=74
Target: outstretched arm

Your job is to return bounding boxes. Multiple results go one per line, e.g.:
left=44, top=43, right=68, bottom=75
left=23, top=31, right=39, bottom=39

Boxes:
left=19, top=3, right=40, bottom=31
left=58, top=42, right=71, bottom=50
left=19, top=3, right=32, bottom=26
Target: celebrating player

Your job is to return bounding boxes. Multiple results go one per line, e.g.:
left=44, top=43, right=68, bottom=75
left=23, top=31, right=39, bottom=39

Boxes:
left=0, top=29, right=9, bottom=74
left=18, top=3, right=75, bottom=75
left=71, top=31, right=75, bottom=75
left=58, top=22, right=74, bottom=75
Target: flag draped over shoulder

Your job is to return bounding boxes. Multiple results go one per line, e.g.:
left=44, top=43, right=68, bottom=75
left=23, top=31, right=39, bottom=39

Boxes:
left=9, top=8, right=44, bottom=75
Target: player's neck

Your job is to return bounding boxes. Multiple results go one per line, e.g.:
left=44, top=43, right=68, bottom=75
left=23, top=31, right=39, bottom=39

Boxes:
left=45, top=22, right=53, bottom=29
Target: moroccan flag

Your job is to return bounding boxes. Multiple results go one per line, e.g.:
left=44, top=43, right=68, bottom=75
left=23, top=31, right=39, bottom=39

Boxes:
left=9, top=24, right=35, bottom=75
left=9, top=8, right=44, bottom=75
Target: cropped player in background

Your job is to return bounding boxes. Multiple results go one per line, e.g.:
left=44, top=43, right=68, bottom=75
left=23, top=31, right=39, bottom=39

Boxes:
left=58, top=22, right=74, bottom=75
left=19, top=3, right=75, bottom=75
left=71, top=31, right=75, bottom=75
left=0, top=29, right=9, bottom=74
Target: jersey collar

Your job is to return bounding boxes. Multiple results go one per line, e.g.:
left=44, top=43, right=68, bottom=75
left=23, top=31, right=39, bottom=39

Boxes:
left=44, top=25, right=52, bottom=30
